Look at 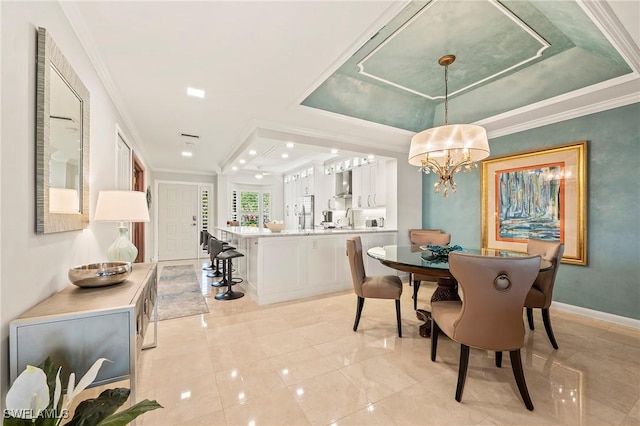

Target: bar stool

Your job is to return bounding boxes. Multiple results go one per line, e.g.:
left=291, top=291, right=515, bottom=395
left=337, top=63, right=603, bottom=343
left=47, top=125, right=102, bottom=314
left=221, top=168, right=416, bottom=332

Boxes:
left=201, top=231, right=213, bottom=271
left=207, top=238, right=227, bottom=288
left=209, top=239, right=245, bottom=300
left=206, top=236, right=236, bottom=279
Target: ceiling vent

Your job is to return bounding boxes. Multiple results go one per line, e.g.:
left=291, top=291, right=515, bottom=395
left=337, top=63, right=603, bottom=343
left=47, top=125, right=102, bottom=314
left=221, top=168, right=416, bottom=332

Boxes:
left=260, top=145, right=277, bottom=158
left=179, top=133, right=200, bottom=145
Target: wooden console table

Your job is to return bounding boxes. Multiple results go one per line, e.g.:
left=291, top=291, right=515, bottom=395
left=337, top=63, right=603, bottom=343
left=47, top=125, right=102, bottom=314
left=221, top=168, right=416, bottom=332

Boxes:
left=9, top=263, right=158, bottom=402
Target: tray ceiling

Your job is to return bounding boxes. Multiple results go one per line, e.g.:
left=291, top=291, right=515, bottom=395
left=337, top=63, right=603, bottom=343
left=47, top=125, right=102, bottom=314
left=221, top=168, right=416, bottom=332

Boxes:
left=62, top=0, right=639, bottom=175
left=302, top=0, right=633, bottom=132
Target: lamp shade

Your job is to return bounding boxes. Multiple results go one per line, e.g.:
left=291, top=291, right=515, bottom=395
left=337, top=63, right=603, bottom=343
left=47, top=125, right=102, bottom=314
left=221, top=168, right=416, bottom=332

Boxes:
left=49, top=187, right=80, bottom=214
left=408, top=124, right=490, bottom=166
left=94, top=190, right=150, bottom=222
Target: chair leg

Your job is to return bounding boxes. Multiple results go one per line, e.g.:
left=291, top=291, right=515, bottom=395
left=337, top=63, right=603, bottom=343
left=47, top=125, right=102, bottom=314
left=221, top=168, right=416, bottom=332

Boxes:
left=353, top=297, right=364, bottom=332
left=455, top=344, right=470, bottom=402
left=495, top=351, right=502, bottom=368
left=526, top=307, right=534, bottom=330
left=542, top=308, right=559, bottom=349
left=394, top=299, right=402, bottom=338
left=431, top=320, right=440, bottom=362
left=509, top=349, right=534, bottom=411
left=412, top=280, right=421, bottom=311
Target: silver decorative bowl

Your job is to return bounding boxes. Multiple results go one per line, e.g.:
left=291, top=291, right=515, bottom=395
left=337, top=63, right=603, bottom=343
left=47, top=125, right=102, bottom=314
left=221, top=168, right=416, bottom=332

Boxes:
left=68, top=262, right=132, bottom=288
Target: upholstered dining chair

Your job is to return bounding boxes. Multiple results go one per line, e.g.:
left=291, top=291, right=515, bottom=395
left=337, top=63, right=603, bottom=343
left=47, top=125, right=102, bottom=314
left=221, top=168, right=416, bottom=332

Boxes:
left=408, top=229, right=452, bottom=310
left=431, top=252, right=541, bottom=411
left=525, top=239, right=565, bottom=349
left=346, top=236, right=404, bottom=337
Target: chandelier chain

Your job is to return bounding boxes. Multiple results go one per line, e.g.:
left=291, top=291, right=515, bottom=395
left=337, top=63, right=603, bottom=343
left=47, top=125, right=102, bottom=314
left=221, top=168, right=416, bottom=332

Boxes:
left=444, top=64, right=449, bottom=126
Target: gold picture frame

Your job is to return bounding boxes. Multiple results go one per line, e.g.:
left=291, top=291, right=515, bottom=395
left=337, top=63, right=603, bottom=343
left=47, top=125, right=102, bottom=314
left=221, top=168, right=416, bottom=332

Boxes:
left=481, top=141, right=587, bottom=265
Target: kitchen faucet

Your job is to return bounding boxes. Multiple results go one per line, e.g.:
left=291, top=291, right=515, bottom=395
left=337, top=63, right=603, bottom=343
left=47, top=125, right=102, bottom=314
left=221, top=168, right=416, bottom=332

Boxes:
left=345, top=208, right=352, bottom=227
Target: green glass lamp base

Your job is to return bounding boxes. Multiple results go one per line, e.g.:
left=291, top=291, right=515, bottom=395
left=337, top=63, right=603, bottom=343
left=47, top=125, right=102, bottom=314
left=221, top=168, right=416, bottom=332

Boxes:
left=106, top=226, right=138, bottom=263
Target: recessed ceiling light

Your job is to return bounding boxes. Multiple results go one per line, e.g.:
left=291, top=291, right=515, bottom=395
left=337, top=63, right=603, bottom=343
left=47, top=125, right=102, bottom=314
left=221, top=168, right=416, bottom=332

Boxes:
left=239, top=159, right=246, bottom=164
left=286, top=142, right=294, bottom=148
left=232, top=166, right=238, bottom=171
left=181, top=151, right=193, bottom=157
left=331, top=149, right=338, bottom=154
left=249, top=149, right=257, bottom=155
left=281, top=153, right=289, bottom=159
left=186, top=87, right=205, bottom=98
left=255, top=174, right=263, bottom=179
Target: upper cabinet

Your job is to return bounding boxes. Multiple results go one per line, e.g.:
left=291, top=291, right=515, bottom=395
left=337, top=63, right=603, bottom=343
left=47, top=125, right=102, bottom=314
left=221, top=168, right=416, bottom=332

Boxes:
left=284, top=165, right=319, bottom=229
left=352, top=160, right=386, bottom=208
left=324, top=174, right=337, bottom=210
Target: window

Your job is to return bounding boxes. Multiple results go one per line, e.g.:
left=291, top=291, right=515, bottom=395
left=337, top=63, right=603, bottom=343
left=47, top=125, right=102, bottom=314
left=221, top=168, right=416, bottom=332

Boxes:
left=231, top=189, right=271, bottom=226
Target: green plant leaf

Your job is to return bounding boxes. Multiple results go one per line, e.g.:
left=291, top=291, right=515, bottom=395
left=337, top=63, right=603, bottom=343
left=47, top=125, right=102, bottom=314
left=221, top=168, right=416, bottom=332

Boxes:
left=64, top=388, right=129, bottom=426
left=96, top=400, right=163, bottom=426
left=2, top=417, right=36, bottom=426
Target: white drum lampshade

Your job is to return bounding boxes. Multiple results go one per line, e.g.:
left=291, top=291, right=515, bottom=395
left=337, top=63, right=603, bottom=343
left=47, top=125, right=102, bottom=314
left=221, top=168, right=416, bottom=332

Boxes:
left=94, top=190, right=150, bottom=262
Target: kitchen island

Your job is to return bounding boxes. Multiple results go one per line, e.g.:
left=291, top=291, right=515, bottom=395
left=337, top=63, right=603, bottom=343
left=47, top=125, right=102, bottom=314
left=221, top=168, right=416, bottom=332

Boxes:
left=213, top=226, right=398, bottom=304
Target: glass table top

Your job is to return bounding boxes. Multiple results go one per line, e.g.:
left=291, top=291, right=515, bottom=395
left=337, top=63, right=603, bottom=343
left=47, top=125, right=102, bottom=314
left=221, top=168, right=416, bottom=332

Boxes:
left=367, top=245, right=549, bottom=271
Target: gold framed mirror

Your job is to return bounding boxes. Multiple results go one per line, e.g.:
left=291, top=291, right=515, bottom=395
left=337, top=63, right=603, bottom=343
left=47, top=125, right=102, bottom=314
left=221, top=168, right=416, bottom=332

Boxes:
left=36, top=27, right=90, bottom=233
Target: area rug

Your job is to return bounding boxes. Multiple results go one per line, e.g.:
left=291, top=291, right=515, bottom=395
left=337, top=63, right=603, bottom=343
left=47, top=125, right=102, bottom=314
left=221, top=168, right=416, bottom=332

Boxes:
left=157, top=265, right=209, bottom=321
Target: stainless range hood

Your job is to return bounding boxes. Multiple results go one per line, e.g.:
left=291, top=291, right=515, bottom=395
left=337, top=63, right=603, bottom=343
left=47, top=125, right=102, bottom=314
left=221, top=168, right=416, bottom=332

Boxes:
left=334, top=170, right=352, bottom=198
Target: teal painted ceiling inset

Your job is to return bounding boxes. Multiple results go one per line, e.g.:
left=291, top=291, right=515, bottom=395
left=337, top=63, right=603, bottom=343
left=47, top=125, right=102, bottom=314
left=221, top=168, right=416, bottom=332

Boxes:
left=301, top=0, right=633, bottom=133
left=358, top=0, right=549, bottom=99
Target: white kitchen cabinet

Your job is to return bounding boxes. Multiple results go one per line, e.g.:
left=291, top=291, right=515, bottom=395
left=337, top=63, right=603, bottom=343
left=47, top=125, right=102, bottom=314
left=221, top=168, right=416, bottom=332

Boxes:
left=370, top=161, right=387, bottom=207
left=307, top=236, right=343, bottom=288
left=284, top=166, right=318, bottom=230
left=284, top=179, right=297, bottom=230
left=299, top=168, right=314, bottom=196
left=324, top=173, right=337, bottom=210
left=352, top=166, right=364, bottom=208
left=352, top=161, right=387, bottom=208
left=237, top=231, right=397, bottom=304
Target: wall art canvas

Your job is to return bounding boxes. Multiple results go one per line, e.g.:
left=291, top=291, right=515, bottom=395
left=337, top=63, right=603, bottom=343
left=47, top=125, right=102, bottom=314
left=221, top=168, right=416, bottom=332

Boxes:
left=481, top=141, right=587, bottom=265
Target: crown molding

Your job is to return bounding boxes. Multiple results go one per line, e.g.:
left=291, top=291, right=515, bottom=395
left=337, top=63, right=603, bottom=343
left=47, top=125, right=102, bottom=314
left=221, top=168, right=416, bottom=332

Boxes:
left=357, top=0, right=550, bottom=100
left=579, top=0, right=640, bottom=73
left=152, top=167, right=218, bottom=177
left=487, top=91, right=639, bottom=139
left=480, top=74, right=639, bottom=138
left=59, top=2, right=155, bottom=170
left=294, top=0, right=410, bottom=107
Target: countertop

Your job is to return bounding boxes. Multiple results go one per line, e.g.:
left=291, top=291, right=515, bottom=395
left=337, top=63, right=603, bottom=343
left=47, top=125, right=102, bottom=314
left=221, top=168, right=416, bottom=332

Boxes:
left=215, top=226, right=397, bottom=238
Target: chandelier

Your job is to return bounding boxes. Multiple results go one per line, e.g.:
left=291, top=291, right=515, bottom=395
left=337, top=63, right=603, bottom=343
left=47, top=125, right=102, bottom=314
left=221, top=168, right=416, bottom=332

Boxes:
left=408, top=55, right=490, bottom=197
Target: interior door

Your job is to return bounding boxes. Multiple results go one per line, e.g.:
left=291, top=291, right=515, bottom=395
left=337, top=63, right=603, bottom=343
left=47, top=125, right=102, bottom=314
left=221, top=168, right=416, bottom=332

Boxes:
left=158, top=183, right=198, bottom=260
left=132, top=154, right=145, bottom=263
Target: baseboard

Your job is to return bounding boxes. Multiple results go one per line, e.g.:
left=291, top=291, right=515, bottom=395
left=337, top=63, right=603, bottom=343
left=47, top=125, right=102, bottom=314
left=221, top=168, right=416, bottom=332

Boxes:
left=552, top=302, right=640, bottom=329
left=403, top=273, right=640, bottom=329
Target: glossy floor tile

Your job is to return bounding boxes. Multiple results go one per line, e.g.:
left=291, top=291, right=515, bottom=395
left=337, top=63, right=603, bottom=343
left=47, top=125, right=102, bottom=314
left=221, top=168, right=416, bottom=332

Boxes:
left=130, top=259, right=640, bottom=425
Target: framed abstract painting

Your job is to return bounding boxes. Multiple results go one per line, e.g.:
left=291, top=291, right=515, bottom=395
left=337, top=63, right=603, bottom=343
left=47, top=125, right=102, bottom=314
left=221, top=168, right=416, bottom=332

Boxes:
left=481, top=141, right=587, bottom=265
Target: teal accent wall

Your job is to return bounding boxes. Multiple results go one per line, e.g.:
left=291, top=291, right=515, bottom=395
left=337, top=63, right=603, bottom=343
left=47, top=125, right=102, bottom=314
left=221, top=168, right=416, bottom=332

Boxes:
left=422, top=103, right=640, bottom=319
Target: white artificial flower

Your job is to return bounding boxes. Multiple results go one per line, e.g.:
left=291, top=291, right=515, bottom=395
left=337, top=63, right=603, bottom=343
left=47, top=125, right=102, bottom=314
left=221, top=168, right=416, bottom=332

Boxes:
left=5, top=365, right=49, bottom=419
left=62, top=358, right=109, bottom=411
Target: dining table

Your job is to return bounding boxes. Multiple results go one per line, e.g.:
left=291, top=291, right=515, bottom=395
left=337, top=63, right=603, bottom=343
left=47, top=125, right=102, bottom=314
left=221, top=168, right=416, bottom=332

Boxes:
left=367, top=245, right=553, bottom=337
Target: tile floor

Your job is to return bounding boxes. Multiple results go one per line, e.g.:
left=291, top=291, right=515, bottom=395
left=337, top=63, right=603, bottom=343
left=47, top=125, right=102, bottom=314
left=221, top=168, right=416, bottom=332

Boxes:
left=132, top=259, right=640, bottom=425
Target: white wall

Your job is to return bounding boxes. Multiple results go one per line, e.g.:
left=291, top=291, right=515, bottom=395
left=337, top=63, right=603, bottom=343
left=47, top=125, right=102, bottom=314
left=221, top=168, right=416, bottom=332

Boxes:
left=0, top=0, right=423, bottom=405
left=0, top=1, right=148, bottom=401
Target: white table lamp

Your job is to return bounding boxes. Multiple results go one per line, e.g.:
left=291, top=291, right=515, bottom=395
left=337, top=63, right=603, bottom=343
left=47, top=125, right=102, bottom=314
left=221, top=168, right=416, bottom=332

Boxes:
left=94, top=190, right=150, bottom=262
